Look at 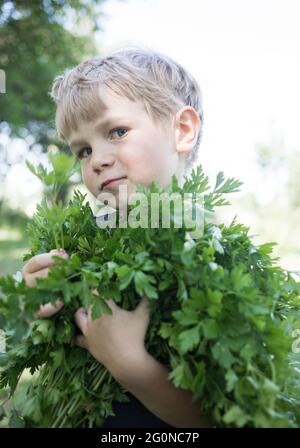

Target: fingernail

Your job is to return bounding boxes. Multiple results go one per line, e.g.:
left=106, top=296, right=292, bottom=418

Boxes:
left=57, top=248, right=68, bottom=256
left=51, top=249, right=68, bottom=258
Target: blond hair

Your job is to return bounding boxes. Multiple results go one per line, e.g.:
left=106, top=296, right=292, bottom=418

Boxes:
left=50, top=44, right=204, bottom=169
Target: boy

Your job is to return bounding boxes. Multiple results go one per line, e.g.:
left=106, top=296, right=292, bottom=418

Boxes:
left=21, top=45, right=207, bottom=428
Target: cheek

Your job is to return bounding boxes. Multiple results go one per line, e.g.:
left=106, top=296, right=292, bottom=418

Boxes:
left=81, top=165, right=96, bottom=194
left=81, top=165, right=88, bottom=185
left=121, top=145, right=161, bottom=180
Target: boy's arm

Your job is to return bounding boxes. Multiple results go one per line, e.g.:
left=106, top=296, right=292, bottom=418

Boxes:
left=74, top=294, right=210, bottom=428
left=113, top=351, right=209, bottom=428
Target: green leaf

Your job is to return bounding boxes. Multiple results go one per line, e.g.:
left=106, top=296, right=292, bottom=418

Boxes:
left=223, top=405, right=249, bottom=427
left=0, top=405, right=6, bottom=422
left=134, top=271, right=158, bottom=299
left=50, top=348, right=64, bottom=368
left=240, top=343, right=257, bottom=362
left=178, top=326, right=201, bottom=354
left=9, top=410, right=25, bottom=428
left=212, top=341, right=236, bottom=369
left=91, top=300, right=112, bottom=320
left=116, top=265, right=135, bottom=290
left=225, top=369, right=238, bottom=392
left=202, top=319, right=219, bottom=339
left=214, top=172, right=225, bottom=191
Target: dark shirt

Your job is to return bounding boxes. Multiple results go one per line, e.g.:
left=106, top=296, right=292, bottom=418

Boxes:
left=103, top=392, right=175, bottom=428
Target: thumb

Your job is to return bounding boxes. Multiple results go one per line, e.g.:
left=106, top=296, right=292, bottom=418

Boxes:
left=74, top=307, right=88, bottom=335
left=50, top=248, right=69, bottom=259
left=75, top=335, right=88, bottom=350
left=135, top=295, right=150, bottom=314
left=35, top=300, right=64, bottom=318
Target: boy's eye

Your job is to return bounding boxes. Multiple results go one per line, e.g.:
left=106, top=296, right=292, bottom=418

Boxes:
left=109, top=127, right=128, bottom=139
left=77, top=128, right=128, bottom=159
left=78, top=147, right=92, bottom=159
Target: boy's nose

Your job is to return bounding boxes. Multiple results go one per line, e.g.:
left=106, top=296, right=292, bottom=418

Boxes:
left=91, top=153, right=116, bottom=173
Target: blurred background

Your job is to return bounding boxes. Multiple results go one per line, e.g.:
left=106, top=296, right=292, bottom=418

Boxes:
left=0, top=0, right=300, bottom=278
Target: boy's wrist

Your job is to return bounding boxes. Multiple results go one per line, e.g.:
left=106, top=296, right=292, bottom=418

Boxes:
left=110, top=348, right=153, bottom=387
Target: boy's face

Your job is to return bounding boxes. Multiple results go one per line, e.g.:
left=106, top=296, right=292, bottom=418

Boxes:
left=67, top=87, right=190, bottom=208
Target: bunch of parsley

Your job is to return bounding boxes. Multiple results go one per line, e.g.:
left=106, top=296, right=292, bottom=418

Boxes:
left=0, top=153, right=300, bottom=428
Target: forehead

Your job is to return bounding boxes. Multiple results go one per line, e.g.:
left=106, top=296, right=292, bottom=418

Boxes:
left=66, top=86, right=148, bottom=147
left=98, top=87, right=148, bottom=122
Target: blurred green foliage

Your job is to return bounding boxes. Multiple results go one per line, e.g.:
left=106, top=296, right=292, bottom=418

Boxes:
left=0, top=198, right=30, bottom=229
left=0, top=232, right=29, bottom=276
left=0, top=200, right=30, bottom=275
left=221, top=146, right=300, bottom=271
left=0, top=0, right=120, bottom=204
left=0, top=0, right=109, bottom=148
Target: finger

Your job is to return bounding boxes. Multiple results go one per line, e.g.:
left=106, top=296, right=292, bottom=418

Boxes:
left=75, top=335, right=88, bottom=350
left=74, top=308, right=88, bottom=335
left=135, top=295, right=150, bottom=314
left=106, top=299, right=118, bottom=310
left=87, top=299, right=116, bottom=321
left=92, top=288, right=118, bottom=308
left=24, top=267, right=50, bottom=288
left=25, top=250, right=69, bottom=274
left=35, top=300, right=64, bottom=318
left=49, top=248, right=66, bottom=254
left=24, top=251, right=68, bottom=275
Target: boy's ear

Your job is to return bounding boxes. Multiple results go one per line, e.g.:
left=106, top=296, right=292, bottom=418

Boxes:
left=176, top=142, right=191, bottom=153
left=175, top=106, right=201, bottom=153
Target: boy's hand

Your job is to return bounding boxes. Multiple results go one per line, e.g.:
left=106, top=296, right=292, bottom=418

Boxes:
left=21, top=248, right=69, bottom=318
left=74, top=293, right=151, bottom=380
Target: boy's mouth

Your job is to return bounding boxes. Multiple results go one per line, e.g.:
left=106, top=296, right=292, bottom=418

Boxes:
left=101, top=176, right=127, bottom=190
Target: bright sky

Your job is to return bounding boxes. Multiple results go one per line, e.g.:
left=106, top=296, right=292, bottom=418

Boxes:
left=97, top=0, right=300, bottom=191
left=2, top=0, right=300, bottom=212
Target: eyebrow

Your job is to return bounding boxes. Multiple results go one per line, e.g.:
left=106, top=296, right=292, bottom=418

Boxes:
left=69, top=116, right=126, bottom=149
